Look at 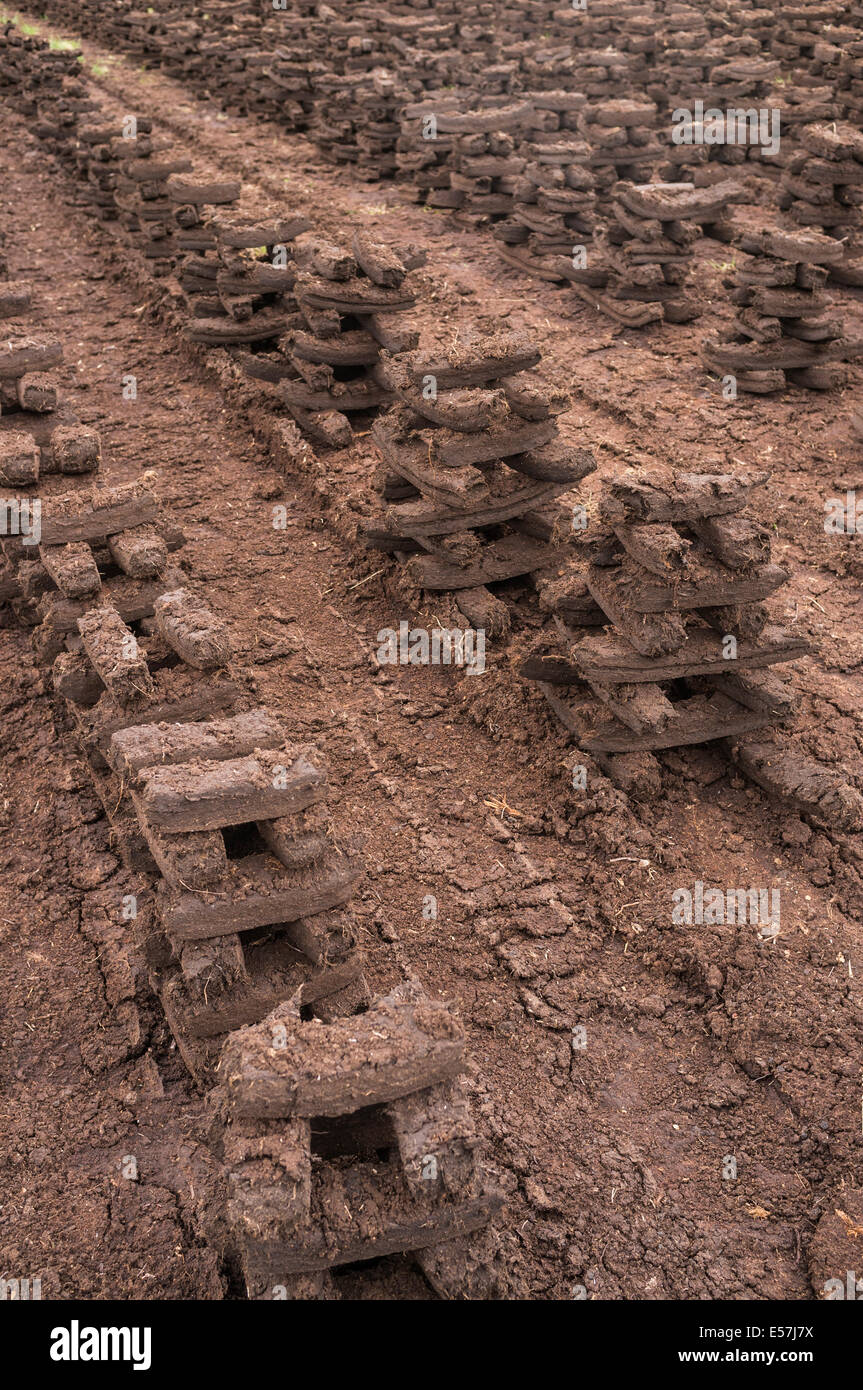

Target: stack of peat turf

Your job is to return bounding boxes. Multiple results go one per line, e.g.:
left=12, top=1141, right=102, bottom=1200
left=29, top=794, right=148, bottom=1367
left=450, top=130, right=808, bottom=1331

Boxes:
left=113, top=695, right=365, bottom=1075
left=495, top=128, right=597, bottom=283
left=780, top=122, right=863, bottom=287
left=363, top=329, right=595, bottom=635
left=38, top=429, right=502, bottom=1303
left=75, top=117, right=155, bottom=224
left=656, top=50, right=782, bottom=186
left=520, top=464, right=811, bottom=791
left=27, top=476, right=179, bottom=666
left=396, top=97, right=535, bottom=220
left=584, top=178, right=745, bottom=326
left=217, top=980, right=504, bottom=1299
left=771, top=0, right=853, bottom=68
left=832, top=9, right=863, bottom=123
left=311, top=66, right=410, bottom=181
left=0, top=330, right=96, bottom=627
left=702, top=224, right=860, bottom=392
left=113, top=137, right=194, bottom=274
left=183, top=207, right=309, bottom=356
left=0, top=22, right=82, bottom=142
left=576, top=97, right=662, bottom=195
left=167, top=168, right=243, bottom=319
left=279, top=230, right=423, bottom=448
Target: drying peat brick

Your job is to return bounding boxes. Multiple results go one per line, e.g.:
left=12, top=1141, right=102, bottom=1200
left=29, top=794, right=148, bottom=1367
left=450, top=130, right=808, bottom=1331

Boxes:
left=293, top=273, right=414, bottom=315
left=107, top=524, right=167, bottom=578
left=0, top=430, right=39, bottom=485
left=138, top=819, right=228, bottom=893
left=180, top=937, right=249, bottom=1014
left=575, top=689, right=775, bottom=753
left=107, top=706, right=282, bottom=783
left=796, top=121, right=863, bottom=166
left=503, top=375, right=569, bottom=422
left=586, top=566, right=687, bottom=657
left=72, top=669, right=245, bottom=756
left=405, top=533, right=557, bottom=592
left=397, top=332, right=541, bottom=389
left=49, top=424, right=101, bottom=475
left=0, top=335, right=62, bottom=378
left=220, top=984, right=465, bottom=1120
left=363, top=310, right=419, bottom=355
left=290, top=328, right=380, bottom=369
left=158, top=850, right=360, bottom=940
left=223, top=1110, right=312, bottom=1244
left=283, top=906, right=358, bottom=976
left=591, top=550, right=789, bottom=614
left=257, top=804, right=330, bottom=873
left=107, top=708, right=285, bottom=778
left=0, top=282, right=31, bottom=317
left=16, top=372, right=57, bottom=412
left=433, top=416, right=556, bottom=468
left=389, top=1077, right=479, bottom=1201
left=430, top=102, right=535, bottom=138
left=166, top=175, right=242, bottom=205
left=600, top=466, right=769, bottom=525
left=152, top=588, right=232, bottom=669
left=351, top=231, right=406, bottom=287
left=136, top=745, right=327, bottom=833
left=370, top=474, right=576, bottom=543
left=703, top=224, right=861, bottom=392
left=40, top=478, right=157, bottom=545
left=185, top=311, right=289, bottom=346
left=77, top=604, right=156, bottom=706
left=39, top=541, right=102, bottom=600
left=537, top=570, right=606, bottom=629
left=124, top=156, right=193, bottom=183
left=711, top=669, right=798, bottom=720
left=527, top=465, right=810, bottom=772
left=688, top=513, right=771, bottom=570
left=52, top=649, right=103, bottom=706
left=293, top=236, right=357, bottom=282
left=730, top=740, right=863, bottom=834
left=611, top=520, right=692, bottom=574
left=584, top=678, right=677, bottom=737
left=209, top=213, right=312, bottom=249
left=570, top=624, right=810, bottom=685
left=281, top=377, right=391, bottom=413
left=381, top=377, right=507, bottom=434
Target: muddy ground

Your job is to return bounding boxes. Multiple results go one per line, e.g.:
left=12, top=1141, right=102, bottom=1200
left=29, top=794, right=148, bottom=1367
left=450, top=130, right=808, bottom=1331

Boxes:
left=1, top=16, right=863, bottom=1300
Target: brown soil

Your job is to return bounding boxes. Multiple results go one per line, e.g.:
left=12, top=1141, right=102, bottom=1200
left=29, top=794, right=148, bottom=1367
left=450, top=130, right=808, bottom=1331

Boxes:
left=1, top=14, right=863, bottom=1301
